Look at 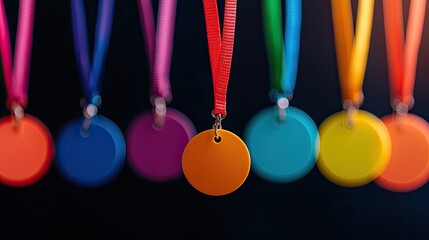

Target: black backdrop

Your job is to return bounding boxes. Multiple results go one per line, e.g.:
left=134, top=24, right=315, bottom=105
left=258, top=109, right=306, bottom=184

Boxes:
left=2, top=0, right=429, bottom=239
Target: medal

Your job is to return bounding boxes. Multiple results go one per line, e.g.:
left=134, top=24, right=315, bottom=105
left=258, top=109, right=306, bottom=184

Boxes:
left=127, top=0, right=196, bottom=182
left=375, top=0, right=429, bottom=192
left=244, top=0, right=319, bottom=183
left=182, top=0, right=251, bottom=196
left=0, top=0, right=53, bottom=187
left=127, top=0, right=195, bottom=181
left=56, top=0, right=126, bottom=187
left=318, top=0, right=391, bottom=187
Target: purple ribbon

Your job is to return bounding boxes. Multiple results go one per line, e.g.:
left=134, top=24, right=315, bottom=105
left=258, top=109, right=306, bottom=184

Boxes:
left=71, top=0, right=114, bottom=105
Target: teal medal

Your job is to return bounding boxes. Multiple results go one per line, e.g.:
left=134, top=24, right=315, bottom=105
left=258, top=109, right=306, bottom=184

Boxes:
left=244, top=0, right=319, bottom=183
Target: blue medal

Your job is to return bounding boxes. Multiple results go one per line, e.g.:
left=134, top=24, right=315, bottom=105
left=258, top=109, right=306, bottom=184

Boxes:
left=57, top=116, right=125, bottom=187
left=56, top=0, right=125, bottom=187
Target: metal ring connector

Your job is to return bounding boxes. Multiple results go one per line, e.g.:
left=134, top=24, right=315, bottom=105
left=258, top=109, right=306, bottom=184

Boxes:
left=277, top=97, right=289, bottom=121
left=82, top=103, right=98, bottom=132
left=394, top=102, right=409, bottom=116
left=83, top=103, right=98, bottom=119
left=211, top=110, right=227, bottom=120
left=212, top=112, right=225, bottom=142
left=152, top=96, right=167, bottom=130
left=391, top=98, right=412, bottom=116
left=11, top=102, right=24, bottom=130
left=343, top=99, right=358, bottom=128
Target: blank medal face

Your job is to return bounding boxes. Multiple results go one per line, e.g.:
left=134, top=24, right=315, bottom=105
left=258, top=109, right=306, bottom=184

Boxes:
left=318, top=110, right=391, bottom=187
left=182, top=129, right=251, bottom=196
left=56, top=115, right=126, bottom=187
left=127, top=108, right=196, bottom=182
left=0, top=115, right=53, bottom=187
left=244, top=106, right=319, bottom=183
left=376, top=114, right=429, bottom=192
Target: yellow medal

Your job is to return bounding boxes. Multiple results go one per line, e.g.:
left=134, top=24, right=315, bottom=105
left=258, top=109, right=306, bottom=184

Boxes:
left=317, top=0, right=391, bottom=187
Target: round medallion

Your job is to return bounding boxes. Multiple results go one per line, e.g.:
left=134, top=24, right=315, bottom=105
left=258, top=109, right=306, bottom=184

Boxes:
left=318, top=110, right=391, bottom=187
left=182, top=129, right=251, bottom=196
left=375, top=114, right=429, bottom=192
left=56, top=115, right=126, bottom=187
left=0, top=115, right=53, bottom=187
left=127, top=108, right=196, bottom=181
left=244, top=106, right=319, bottom=183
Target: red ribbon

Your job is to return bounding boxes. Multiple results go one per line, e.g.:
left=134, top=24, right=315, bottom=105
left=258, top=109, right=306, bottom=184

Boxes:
left=203, top=0, right=237, bottom=116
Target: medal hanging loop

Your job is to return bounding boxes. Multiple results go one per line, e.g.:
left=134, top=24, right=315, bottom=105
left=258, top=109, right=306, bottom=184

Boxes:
left=138, top=0, right=176, bottom=129
left=71, top=0, right=114, bottom=113
left=383, top=0, right=426, bottom=113
left=11, top=101, right=24, bottom=130
left=0, top=0, right=35, bottom=111
left=211, top=112, right=225, bottom=142
left=263, top=0, right=301, bottom=121
left=331, top=0, right=374, bottom=111
left=203, top=0, right=237, bottom=121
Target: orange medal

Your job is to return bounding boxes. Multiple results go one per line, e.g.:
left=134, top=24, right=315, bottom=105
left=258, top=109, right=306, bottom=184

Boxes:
left=376, top=0, right=429, bottom=192
left=0, top=1, right=53, bottom=186
left=182, top=0, right=250, bottom=196
left=0, top=115, right=53, bottom=186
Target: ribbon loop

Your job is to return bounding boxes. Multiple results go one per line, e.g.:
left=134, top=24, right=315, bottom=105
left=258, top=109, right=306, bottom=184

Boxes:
left=71, top=0, right=114, bottom=106
left=203, top=0, right=237, bottom=116
left=0, top=0, right=35, bottom=108
left=383, top=0, right=426, bottom=109
left=138, top=0, right=176, bottom=102
left=331, top=0, right=374, bottom=106
left=263, top=0, right=301, bottom=100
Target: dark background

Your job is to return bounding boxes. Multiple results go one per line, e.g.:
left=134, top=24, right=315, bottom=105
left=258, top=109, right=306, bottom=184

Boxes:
left=1, top=0, right=429, bottom=239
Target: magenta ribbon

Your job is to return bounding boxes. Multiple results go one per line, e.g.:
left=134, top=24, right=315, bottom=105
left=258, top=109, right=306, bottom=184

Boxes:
left=0, top=0, right=35, bottom=108
left=137, top=0, right=177, bottom=101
